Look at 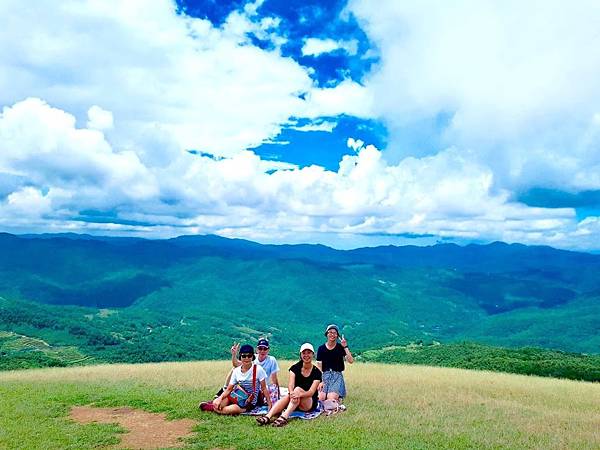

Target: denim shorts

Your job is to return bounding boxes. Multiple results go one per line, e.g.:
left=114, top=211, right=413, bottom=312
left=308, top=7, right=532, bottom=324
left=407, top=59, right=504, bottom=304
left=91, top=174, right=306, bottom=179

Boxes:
left=322, top=370, right=346, bottom=398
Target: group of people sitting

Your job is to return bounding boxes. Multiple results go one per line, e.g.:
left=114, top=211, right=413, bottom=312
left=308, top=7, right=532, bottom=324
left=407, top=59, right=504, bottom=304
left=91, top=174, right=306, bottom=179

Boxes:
left=199, top=324, right=354, bottom=427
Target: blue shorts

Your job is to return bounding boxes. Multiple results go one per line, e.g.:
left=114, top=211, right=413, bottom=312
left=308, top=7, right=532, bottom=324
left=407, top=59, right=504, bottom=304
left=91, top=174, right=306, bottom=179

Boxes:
left=322, top=370, right=346, bottom=399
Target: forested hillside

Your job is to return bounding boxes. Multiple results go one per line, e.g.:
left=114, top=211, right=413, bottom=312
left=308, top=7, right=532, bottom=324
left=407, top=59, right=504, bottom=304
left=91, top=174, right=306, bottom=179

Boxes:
left=1, top=233, right=599, bottom=374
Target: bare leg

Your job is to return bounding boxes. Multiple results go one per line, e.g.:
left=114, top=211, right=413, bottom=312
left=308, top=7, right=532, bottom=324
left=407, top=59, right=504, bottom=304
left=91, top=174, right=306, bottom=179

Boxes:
left=265, top=395, right=290, bottom=419
left=280, top=387, right=312, bottom=419
left=297, top=396, right=314, bottom=412
left=215, top=404, right=246, bottom=415
left=213, top=396, right=246, bottom=415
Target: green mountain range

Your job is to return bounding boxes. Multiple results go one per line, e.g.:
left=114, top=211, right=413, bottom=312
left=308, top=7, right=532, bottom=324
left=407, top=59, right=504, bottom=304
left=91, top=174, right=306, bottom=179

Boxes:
left=1, top=233, right=599, bottom=375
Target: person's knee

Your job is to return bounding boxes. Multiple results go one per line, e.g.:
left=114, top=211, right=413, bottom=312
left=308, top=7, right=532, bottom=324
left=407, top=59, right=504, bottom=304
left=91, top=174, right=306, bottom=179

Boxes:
left=327, top=392, right=339, bottom=400
left=219, top=407, right=241, bottom=416
left=299, top=399, right=313, bottom=411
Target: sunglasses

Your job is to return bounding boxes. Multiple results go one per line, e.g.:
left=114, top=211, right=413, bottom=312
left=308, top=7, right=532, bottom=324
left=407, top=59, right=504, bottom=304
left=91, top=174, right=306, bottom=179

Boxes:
left=257, top=346, right=268, bottom=350
left=240, top=353, right=253, bottom=358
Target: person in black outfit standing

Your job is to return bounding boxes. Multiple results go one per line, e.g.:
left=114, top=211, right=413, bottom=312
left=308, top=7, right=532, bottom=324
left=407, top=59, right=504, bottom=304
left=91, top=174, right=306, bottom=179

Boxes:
left=317, top=324, right=353, bottom=402
left=256, top=343, right=322, bottom=427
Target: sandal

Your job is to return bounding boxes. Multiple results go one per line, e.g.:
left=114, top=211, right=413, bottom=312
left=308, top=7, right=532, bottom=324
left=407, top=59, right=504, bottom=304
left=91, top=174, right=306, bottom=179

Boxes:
left=272, top=416, right=289, bottom=427
left=256, top=415, right=271, bottom=426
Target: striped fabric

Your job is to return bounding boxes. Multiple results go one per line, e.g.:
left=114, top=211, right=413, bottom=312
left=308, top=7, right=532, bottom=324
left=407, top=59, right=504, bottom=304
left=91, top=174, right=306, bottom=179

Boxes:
left=230, top=364, right=266, bottom=406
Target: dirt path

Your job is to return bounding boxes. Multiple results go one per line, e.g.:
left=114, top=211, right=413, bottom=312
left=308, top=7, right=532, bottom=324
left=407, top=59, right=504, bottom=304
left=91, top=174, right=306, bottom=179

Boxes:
left=70, top=406, right=196, bottom=449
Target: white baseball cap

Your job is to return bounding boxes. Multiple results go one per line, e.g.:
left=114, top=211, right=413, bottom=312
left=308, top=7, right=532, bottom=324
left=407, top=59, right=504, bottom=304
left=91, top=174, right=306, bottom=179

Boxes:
left=300, top=342, right=314, bottom=353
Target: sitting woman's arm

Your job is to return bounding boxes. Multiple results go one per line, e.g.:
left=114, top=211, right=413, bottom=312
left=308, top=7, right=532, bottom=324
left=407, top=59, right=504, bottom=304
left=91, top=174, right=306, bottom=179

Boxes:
left=300, top=379, right=321, bottom=398
left=315, top=360, right=324, bottom=393
left=213, top=384, right=233, bottom=410
left=287, top=371, right=296, bottom=396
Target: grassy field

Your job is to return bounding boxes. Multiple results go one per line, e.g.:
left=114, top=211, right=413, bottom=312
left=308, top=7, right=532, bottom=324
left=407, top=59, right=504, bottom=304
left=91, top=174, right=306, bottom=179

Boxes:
left=1, top=361, right=599, bottom=449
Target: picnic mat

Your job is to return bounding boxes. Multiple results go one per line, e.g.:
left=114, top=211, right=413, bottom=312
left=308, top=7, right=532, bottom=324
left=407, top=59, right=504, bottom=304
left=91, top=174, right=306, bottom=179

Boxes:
left=242, top=388, right=346, bottom=420
left=242, top=403, right=324, bottom=420
left=242, top=387, right=324, bottom=419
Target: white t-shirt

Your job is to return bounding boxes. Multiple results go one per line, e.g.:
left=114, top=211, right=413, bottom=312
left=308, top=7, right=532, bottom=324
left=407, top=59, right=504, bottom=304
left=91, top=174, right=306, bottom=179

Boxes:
left=257, top=355, right=280, bottom=380
left=230, top=364, right=267, bottom=399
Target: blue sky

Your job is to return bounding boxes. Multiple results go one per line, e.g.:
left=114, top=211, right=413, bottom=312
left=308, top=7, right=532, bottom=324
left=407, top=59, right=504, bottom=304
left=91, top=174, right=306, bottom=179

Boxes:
left=1, top=0, right=600, bottom=251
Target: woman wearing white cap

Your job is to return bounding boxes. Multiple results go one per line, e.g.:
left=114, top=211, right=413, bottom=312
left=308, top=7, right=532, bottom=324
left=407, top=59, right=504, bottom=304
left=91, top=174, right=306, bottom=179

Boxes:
left=256, top=343, right=322, bottom=427
left=317, top=324, right=354, bottom=402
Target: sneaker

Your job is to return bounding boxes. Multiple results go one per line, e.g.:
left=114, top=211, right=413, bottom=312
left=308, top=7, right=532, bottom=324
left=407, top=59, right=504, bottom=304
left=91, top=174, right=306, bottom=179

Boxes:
left=199, top=401, right=214, bottom=411
left=213, top=387, right=224, bottom=399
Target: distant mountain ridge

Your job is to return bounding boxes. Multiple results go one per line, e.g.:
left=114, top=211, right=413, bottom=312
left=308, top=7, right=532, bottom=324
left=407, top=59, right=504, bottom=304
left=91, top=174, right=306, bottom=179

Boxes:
left=1, top=232, right=599, bottom=364
left=7, top=232, right=600, bottom=271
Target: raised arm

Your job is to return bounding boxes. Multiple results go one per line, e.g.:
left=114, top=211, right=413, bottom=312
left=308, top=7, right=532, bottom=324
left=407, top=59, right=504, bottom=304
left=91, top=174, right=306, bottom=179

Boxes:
left=230, top=342, right=241, bottom=368
left=341, top=335, right=354, bottom=364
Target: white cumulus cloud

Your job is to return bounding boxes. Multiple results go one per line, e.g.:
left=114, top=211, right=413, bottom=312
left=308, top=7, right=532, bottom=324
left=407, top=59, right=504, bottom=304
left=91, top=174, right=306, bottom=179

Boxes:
left=349, top=0, right=600, bottom=192
left=0, top=0, right=370, bottom=159
left=0, top=98, right=157, bottom=204
left=87, top=106, right=114, bottom=131
left=302, top=37, right=359, bottom=56
left=1, top=97, right=591, bottom=250
left=1, top=0, right=600, bottom=251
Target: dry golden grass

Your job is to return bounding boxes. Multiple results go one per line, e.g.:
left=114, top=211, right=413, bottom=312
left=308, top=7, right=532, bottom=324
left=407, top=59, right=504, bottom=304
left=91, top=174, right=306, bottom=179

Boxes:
left=346, top=363, right=600, bottom=449
left=0, top=360, right=234, bottom=387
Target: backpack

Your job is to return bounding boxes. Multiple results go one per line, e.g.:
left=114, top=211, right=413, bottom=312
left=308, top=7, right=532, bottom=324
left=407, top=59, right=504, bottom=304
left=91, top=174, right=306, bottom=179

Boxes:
left=322, top=399, right=341, bottom=415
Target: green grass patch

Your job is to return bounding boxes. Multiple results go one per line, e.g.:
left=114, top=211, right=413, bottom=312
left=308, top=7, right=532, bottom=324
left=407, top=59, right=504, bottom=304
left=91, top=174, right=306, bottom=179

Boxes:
left=0, top=331, right=93, bottom=370
left=1, top=361, right=599, bottom=449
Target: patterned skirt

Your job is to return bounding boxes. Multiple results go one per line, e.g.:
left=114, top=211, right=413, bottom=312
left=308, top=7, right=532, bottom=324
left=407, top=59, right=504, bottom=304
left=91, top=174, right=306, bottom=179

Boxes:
left=267, top=383, right=280, bottom=404
left=322, top=370, right=346, bottom=399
